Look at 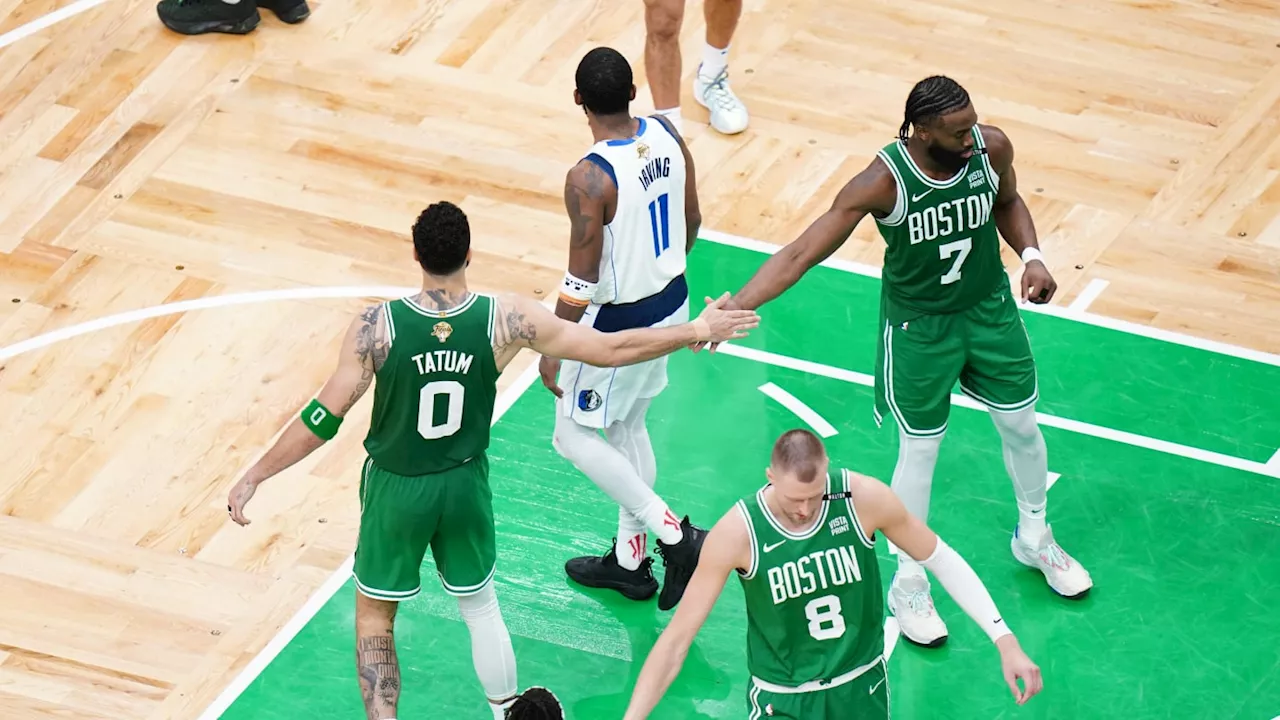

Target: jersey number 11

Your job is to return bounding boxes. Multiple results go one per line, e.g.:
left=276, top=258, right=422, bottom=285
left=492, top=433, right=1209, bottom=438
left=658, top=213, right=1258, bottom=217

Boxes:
left=649, top=193, right=671, bottom=258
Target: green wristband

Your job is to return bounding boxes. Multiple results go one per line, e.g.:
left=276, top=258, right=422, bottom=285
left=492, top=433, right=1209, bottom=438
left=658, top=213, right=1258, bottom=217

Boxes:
left=302, top=398, right=342, bottom=440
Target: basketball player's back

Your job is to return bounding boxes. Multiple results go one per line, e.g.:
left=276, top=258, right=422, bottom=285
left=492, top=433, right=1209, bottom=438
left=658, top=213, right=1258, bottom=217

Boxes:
left=582, top=114, right=689, bottom=310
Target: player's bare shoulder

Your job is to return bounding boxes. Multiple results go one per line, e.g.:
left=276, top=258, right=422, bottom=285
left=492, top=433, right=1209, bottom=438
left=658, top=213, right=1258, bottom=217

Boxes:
left=842, top=469, right=900, bottom=535
left=352, top=302, right=391, bottom=372
left=840, top=154, right=900, bottom=218
left=488, top=293, right=539, bottom=369
left=978, top=123, right=1014, bottom=172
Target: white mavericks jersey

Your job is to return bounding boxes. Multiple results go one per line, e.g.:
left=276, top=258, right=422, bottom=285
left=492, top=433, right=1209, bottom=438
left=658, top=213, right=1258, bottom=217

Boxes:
left=582, top=116, right=687, bottom=305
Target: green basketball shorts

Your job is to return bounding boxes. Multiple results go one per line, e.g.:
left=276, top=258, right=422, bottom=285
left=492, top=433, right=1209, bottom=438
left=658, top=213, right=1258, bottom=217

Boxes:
left=746, top=657, right=889, bottom=719
left=352, top=454, right=496, bottom=601
left=874, top=284, right=1038, bottom=438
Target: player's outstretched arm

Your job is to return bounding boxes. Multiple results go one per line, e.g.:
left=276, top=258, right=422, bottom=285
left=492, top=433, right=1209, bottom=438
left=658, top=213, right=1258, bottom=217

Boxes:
left=852, top=471, right=1044, bottom=705
left=492, top=292, right=758, bottom=370
left=622, top=508, right=749, bottom=720
left=728, top=158, right=895, bottom=312
left=227, top=304, right=387, bottom=526
left=983, top=125, right=1055, bottom=304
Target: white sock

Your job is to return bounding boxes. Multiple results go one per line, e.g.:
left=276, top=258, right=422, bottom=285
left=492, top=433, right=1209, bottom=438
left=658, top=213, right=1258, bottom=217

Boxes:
left=700, top=43, right=729, bottom=79
left=888, top=428, right=944, bottom=574
left=553, top=409, right=684, bottom=546
left=490, top=699, right=513, bottom=720
left=604, top=400, right=658, bottom=570
left=456, top=584, right=517, bottom=708
left=654, top=107, right=683, bottom=135
left=989, top=406, right=1049, bottom=546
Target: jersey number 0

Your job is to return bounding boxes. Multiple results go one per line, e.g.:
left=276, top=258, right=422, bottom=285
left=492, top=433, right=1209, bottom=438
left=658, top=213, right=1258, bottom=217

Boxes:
left=417, top=380, right=465, bottom=440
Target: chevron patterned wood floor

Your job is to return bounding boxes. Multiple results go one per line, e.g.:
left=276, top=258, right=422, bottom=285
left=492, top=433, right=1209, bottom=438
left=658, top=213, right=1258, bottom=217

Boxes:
left=1, top=0, right=1278, bottom=717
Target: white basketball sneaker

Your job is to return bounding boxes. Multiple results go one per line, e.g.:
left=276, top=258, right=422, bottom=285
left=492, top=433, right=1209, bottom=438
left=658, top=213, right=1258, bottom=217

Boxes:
left=887, top=570, right=949, bottom=647
left=1011, top=524, right=1093, bottom=599
left=693, top=64, right=749, bottom=135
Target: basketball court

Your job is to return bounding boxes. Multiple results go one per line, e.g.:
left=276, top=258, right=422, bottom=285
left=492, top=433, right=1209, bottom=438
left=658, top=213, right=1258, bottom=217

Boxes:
left=1, top=0, right=1279, bottom=718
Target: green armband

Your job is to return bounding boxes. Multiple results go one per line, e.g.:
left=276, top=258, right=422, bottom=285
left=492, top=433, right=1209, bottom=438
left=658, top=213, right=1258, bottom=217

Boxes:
left=302, top=398, right=343, bottom=440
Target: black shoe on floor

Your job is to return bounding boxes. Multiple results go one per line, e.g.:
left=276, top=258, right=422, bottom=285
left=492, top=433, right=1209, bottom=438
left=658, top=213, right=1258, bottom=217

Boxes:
left=655, top=516, right=708, bottom=611
left=257, top=0, right=309, bottom=23
left=157, top=0, right=260, bottom=35
left=565, top=541, right=659, bottom=601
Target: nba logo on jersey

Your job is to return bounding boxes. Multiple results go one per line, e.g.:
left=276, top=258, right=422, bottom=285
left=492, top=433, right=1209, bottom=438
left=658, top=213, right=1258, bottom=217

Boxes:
left=577, top=389, right=602, bottom=412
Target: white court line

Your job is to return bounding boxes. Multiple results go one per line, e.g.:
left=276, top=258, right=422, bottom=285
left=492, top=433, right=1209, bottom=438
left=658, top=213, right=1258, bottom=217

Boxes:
left=758, top=382, right=838, bottom=437
left=716, top=343, right=1280, bottom=480
left=1067, top=279, right=1110, bottom=313
left=0, top=0, right=112, bottom=50
left=1267, top=449, right=1280, bottom=472
left=1046, top=472, right=1061, bottom=491
left=699, top=229, right=1280, bottom=368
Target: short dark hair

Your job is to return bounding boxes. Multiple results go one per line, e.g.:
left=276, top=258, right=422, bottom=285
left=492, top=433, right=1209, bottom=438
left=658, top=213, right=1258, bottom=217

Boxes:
left=899, top=75, right=971, bottom=144
left=412, top=201, right=470, bottom=276
left=576, top=47, right=632, bottom=115
left=770, top=429, right=827, bottom=483
left=505, top=687, right=563, bottom=720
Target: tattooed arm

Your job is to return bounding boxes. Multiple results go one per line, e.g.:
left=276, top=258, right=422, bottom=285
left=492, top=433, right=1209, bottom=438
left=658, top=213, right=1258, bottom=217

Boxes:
left=539, top=158, right=614, bottom=397
left=228, top=304, right=389, bottom=526
left=492, top=292, right=759, bottom=373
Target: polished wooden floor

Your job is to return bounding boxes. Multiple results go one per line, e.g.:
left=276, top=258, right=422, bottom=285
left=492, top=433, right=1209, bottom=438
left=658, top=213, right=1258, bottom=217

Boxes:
left=1, top=0, right=1278, bottom=717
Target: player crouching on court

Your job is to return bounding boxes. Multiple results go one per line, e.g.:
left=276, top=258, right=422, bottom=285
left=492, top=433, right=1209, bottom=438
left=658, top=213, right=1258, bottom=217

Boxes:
left=622, top=429, right=1043, bottom=719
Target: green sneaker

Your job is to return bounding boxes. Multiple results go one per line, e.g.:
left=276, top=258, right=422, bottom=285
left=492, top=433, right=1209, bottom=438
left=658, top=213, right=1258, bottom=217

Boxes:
left=156, top=0, right=259, bottom=35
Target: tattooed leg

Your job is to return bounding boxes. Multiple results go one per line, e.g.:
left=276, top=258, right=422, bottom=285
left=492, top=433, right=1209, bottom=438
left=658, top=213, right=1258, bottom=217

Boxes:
left=356, top=591, right=401, bottom=720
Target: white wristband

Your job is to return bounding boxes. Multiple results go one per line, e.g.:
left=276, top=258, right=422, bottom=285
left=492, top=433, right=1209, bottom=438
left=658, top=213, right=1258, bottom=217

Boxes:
left=559, top=272, right=597, bottom=306
left=1020, top=247, right=1044, bottom=265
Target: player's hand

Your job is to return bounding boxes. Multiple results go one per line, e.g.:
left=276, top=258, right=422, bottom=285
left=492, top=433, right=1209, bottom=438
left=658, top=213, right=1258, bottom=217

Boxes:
left=691, top=294, right=750, bottom=353
left=1021, top=260, right=1057, bottom=304
left=538, top=355, right=563, bottom=398
left=995, top=635, right=1043, bottom=705
left=695, top=292, right=759, bottom=345
left=227, top=476, right=259, bottom=526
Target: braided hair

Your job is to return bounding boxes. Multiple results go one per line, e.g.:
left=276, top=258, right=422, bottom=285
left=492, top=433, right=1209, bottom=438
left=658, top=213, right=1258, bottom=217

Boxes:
left=898, top=76, right=971, bottom=145
left=505, top=687, right=564, bottom=720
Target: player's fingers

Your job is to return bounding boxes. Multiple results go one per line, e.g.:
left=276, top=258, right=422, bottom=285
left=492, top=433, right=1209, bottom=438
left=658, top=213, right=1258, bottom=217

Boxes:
left=1005, top=671, right=1022, bottom=703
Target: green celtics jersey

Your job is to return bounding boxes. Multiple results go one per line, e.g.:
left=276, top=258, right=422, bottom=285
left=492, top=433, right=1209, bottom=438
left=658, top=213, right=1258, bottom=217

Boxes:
left=363, top=293, right=499, bottom=476
left=873, top=127, right=1008, bottom=324
left=736, top=469, right=884, bottom=688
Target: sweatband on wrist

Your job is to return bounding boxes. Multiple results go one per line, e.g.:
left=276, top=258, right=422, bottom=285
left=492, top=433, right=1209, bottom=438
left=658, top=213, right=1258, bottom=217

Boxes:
left=302, top=398, right=342, bottom=440
left=1020, top=247, right=1044, bottom=265
left=559, top=272, right=597, bottom=307
left=920, top=537, right=1012, bottom=643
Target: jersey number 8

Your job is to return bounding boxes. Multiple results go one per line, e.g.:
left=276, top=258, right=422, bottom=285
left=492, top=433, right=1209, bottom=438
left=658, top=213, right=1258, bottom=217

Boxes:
left=805, top=595, right=847, bottom=641
left=417, top=380, right=465, bottom=440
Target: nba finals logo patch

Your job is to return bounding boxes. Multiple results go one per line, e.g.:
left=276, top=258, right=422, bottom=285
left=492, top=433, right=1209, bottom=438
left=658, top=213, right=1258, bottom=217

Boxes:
left=828, top=515, right=850, bottom=536
left=432, top=321, right=452, bottom=343
left=636, top=142, right=649, bottom=160
left=577, top=389, right=602, bottom=412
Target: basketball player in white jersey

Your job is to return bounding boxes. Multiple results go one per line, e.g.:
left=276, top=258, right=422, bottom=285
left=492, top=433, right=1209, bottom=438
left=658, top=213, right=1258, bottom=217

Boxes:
left=538, top=47, right=706, bottom=612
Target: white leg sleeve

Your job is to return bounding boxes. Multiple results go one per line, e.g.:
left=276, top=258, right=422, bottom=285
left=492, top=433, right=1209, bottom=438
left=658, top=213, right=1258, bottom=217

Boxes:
left=889, top=428, right=944, bottom=571
left=603, top=399, right=657, bottom=568
left=988, top=405, right=1049, bottom=542
left=553, top=407, right=683, bottom=545
left=456, top=583, right=517, bottom=703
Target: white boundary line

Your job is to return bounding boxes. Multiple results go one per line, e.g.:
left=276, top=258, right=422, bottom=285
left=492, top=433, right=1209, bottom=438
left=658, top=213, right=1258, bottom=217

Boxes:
left=1067, top=279, right=1110, bottom=313
left=717, top=343, right=1280, bottom=480
left=758, top=382, right=838, bottom=437
left=699, top=229, right=1280, bottom=368
left=0, top=0, right=112, bottom=50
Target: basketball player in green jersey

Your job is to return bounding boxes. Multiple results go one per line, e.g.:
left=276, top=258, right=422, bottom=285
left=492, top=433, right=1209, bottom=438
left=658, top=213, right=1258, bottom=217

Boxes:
left=623, top=429, right=1043, bottom=719
left=699, top=76, right=1093, bottom=648
left=224, top=201, right=759, bottom=720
